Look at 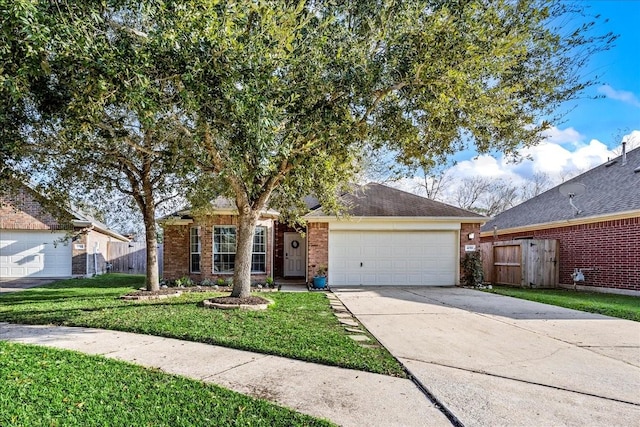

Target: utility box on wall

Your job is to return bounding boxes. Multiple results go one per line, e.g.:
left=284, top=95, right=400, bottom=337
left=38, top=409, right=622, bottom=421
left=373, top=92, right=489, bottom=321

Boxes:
left=480, top=240, right=559, bottom=288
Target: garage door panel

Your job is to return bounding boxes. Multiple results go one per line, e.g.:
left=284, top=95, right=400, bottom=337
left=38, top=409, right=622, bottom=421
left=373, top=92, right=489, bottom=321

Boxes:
left=0, top=231, right=72, bottom=278
left=329, top=230, right=457, bottom=286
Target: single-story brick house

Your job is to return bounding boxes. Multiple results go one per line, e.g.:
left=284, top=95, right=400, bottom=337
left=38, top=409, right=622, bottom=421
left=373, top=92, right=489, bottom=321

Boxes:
left=160, top=183, right=485, bottom=286
left=0, top=184, right=129, bottom=279
left=480, top=145, right=640, bottom=294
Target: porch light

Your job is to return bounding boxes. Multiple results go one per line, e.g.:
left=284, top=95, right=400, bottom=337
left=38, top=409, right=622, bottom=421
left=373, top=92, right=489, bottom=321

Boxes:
left=468, top=233, right=475, bottom=240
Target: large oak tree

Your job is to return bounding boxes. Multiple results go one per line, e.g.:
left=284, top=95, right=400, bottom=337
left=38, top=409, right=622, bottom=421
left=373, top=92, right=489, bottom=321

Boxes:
left=169, top=0, right=613, bottom=297
left=4, top=1, right=613, bottom=297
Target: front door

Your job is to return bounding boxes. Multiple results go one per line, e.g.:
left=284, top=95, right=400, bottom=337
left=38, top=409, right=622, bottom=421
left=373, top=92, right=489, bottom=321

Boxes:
left=284, top=232, right=306, bottom=277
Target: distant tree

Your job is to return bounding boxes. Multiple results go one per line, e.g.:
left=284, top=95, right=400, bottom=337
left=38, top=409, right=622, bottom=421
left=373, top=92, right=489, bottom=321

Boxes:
left=453, top=177, right=520, bottom=216
left=415, top=162, right=456, bottom=201
left=521, top=172, right=554, bottom=201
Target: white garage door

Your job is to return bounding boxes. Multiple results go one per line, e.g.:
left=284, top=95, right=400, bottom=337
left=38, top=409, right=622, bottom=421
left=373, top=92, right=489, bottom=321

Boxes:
left=329, top=230, right=457, bottom=286
left=0, top=230, right=72, bottom=278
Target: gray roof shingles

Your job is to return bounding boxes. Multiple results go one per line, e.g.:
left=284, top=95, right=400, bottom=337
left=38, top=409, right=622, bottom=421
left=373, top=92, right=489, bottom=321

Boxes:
left=482, top=146, right=640, bottom=232
left=309, top=183, right=485, bottom=218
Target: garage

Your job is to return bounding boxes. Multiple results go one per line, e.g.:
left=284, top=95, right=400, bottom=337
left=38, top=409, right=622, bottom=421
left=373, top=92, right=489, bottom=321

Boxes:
left=329, top=230, right=458, bottom=286
left=0, top=230, right=72, bottom=278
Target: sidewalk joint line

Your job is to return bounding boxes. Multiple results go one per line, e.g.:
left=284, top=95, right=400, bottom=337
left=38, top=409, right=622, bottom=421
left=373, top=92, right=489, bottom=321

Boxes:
left=405, top=358, right=640, bottom=408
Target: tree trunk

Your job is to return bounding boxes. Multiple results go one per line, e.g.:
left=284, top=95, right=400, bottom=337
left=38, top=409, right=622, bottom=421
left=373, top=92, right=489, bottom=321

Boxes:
left=142, top=204, right=160, bottom=291
left=231, top=209, right=257, bottom=298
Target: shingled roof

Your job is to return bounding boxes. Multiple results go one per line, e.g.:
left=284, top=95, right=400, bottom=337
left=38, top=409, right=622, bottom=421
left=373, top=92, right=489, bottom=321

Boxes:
left=482, top=146, right=640, bottom=232
left=307, top=182, right=485, bottom=218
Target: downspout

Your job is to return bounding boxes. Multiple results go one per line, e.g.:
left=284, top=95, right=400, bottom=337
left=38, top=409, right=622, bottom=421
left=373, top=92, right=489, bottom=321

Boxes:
left=94, top=242, right=99, bottom=276
left=270, top=222, right=274, bottom=281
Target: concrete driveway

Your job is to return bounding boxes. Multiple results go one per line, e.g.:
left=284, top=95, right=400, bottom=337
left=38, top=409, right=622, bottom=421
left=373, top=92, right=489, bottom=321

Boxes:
left=333, top=287, right=640, bottom=427
left=0, top=278, right=57, bottom=293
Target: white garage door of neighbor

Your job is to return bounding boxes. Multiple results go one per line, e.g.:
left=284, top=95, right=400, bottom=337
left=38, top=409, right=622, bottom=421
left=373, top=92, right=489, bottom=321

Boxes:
left=0, top=231, right=72, bottom=278
left=329, top=230, right=457, bottom=286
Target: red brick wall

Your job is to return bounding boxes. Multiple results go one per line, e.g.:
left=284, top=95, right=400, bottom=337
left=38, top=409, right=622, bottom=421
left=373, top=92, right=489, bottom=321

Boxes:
left=481, top=217, right=640, bottom=291
left=162, top=215, right=272, bottom=283
left=72, top=232, right=88, bottom=276
left=162, top=224, right=190, bottom=280
left=307, top=222, right=328, bottom=282
left=0, top=187, right=66, bottom=230
left=460, top=222, right=482, bottom=284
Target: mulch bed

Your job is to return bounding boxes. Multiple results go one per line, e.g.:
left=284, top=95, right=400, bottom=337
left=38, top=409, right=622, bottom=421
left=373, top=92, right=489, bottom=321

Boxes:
left=122, top=286, right=277, bottom=302
left=206, top=296, right=271, bottom=306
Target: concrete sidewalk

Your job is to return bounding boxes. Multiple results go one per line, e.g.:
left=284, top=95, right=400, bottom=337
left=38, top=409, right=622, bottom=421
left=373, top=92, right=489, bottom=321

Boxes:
left=333, top=287, right=640, bottom=427
left=0, top=322, right=450, bottom=427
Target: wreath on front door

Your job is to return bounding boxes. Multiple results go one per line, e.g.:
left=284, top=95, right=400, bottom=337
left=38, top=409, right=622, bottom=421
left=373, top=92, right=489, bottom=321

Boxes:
left=291, top=240, right=300, bottom=249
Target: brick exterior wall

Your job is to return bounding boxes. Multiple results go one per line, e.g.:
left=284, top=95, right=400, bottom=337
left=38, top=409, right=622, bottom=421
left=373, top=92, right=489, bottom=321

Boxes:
left=307, top=222, right=329, bottom=282
left=481, top=217, right=640, bottom=291
left=162, top=224, right=190, bottom=280
left=162, top=215, right=273, bottom=283
left=460, top=222, right=482, bottom=284
left=72, top=232, right=88, bottom=276
left=0, top=187, right=66, bottom=230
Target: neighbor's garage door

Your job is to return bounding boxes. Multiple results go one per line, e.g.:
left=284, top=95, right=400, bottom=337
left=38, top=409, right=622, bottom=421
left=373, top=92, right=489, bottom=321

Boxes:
left=329, top=230, right=457, bottom=286
left=0, top=230, right=72, bottom=278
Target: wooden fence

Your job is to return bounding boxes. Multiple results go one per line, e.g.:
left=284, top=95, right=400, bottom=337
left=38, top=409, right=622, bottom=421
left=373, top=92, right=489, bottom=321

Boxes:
left=479, top=240, right=559, bottom=288
left=107, top=242, right=163, bottom=276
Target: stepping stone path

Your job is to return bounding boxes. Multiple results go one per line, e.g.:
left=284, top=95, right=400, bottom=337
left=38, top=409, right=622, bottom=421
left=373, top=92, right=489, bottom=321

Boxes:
left=326, top=293, right=379, bottom=348
left=348, top=335, right=371, bottom=342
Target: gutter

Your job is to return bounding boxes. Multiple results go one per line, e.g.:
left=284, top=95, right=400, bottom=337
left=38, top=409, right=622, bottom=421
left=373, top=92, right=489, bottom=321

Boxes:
left=72, top=220, right=130, bottom=242
left=480, top=209, right=640, bottom=238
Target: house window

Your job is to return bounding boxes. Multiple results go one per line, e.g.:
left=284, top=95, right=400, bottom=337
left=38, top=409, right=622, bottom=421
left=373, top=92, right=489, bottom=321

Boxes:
left=213, top=226, right=267, bottom=274
left=190, top=227, right=201, bottom=273
left=252, top=227, right=266, bottom=273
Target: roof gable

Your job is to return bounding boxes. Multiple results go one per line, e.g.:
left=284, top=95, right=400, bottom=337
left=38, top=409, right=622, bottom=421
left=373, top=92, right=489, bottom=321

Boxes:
left=308, top=183, right=485, bottom=219
left=0, top=181, right=129, bottom=241
left=482, top=146, right=640, bottom=232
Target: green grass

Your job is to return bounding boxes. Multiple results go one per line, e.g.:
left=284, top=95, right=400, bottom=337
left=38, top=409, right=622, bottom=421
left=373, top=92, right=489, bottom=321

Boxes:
left=486, top=286, right=640, bottom=321
left=0, top=341, right=333, bottom=426
left=0, top=274, right=405, bottom=377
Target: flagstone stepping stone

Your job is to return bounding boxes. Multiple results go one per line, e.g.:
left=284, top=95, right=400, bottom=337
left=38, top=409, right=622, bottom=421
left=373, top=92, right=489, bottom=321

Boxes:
left=345, top=327, right=363, bottom=333
left=334, top=312, right=352, bottom=318
left=359, top=344, right=381, bottom=349
left=339, top=318, right=359, bottom=327
left=348, top=335, right=371, bottom=342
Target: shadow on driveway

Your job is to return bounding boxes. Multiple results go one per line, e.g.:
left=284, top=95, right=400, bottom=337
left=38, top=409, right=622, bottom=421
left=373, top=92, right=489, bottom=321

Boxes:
left=0, top=278, right=59, bottom=293
left=333, top=286, right=640, bottom=427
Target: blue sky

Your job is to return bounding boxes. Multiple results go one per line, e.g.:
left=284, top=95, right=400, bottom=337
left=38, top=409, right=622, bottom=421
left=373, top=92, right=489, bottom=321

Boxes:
left=399, top=1, right=640, bottom=199
left=564, top=0, right=640, bottom=145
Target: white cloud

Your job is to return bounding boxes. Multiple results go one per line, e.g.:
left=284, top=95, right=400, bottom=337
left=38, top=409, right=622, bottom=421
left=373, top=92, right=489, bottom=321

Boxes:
left=540, top=126, right=584, bottom=146
left=597, top=85, right=640, bottom=108
left=395, top=128, right=640, bottom=205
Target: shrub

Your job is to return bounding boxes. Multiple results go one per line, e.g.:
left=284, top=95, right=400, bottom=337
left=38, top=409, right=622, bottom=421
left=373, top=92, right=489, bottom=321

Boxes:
left=461, top=252, right=484, bottom=287
left=175, top=276, right=195, bottom=287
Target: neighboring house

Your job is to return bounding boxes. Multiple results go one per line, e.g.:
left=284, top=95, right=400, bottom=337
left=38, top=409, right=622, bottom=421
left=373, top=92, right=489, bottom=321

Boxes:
left=480, top=145, right=640, bottom=294
left=0, top=184, right=129, bottom=279
left=160, top=183, right=485, bottom=286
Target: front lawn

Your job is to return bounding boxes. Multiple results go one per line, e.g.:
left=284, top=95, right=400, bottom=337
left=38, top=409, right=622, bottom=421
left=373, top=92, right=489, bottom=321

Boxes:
left=0, top=341, right=333, bottom=426
left=486, top=286, right=640, bottom=321
left=0, top=274, right=405, bottom=377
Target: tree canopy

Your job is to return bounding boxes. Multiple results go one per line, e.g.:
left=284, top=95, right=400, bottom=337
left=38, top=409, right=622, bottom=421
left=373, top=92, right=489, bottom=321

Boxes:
left=3, top=0, right=614, bottom=296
